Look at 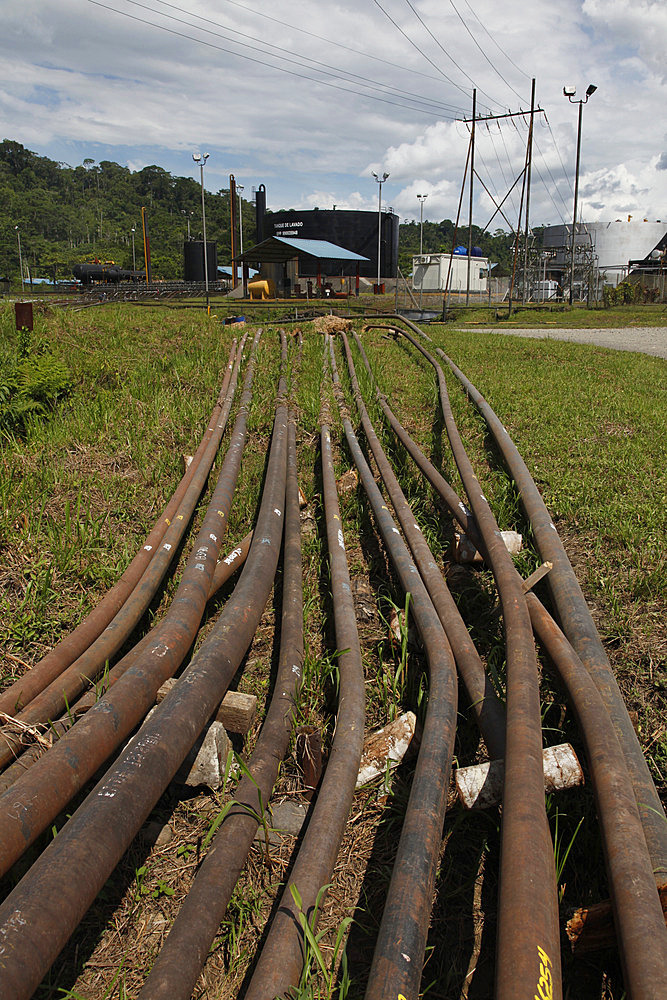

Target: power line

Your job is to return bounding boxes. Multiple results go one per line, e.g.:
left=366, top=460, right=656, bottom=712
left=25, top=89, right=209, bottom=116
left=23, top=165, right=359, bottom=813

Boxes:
left=400, top=0, right=499, bottom=110
left=447, top=0, right=528, bottom=105
left=371, top=0, right=492, bottom=110
left=88, top=1, right=458, bottom=118
left=458, top=0, right=532, bottom=81
left=146, top=0, right=467, bottom=115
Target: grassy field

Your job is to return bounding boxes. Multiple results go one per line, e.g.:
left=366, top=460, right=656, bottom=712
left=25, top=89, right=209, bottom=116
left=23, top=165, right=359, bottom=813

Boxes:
left=0, top=301, right=665, bottom=999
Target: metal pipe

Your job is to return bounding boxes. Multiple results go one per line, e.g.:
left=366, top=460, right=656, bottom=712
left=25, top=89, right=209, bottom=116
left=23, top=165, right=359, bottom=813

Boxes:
left=139, top=412, right=302, bottom=1000
left=0, top=339, right=240, bottom=718
left=0, top=334, right=289, bottom=1000
left=244, top=336, right=365, bottom=1000
left=342, top=331, right=505, bottom=757
left=357, top=324, right=667, bottom=993
left=0, top=332, right=262, bottom=877
left=0, top=336, right=249, bottom=759
left=439, top=348, right=667, bottom=878
left=394, top=327, right=561, bottom=1000
left=326, top=337, right=458, bottom=1000
left=527, top=592, right=667, bottom=999
left=0, top=531, right=253, bottom=796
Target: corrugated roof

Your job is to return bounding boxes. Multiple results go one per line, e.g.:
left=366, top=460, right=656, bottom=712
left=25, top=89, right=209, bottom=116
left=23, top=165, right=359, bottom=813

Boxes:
left=235, top=236, right=369, bottom=265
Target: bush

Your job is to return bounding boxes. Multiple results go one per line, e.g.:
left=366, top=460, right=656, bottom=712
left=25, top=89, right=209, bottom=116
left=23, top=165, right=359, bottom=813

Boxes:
left=0, top=327, right=73, bottom=435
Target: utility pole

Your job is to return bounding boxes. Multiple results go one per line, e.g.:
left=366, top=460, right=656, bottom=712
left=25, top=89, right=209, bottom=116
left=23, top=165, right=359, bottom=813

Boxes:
left=417, top=193, right=428, bottom=254
left=466, top=89, right=476, bottom=306
left=522, top=79, right=536, bottom=303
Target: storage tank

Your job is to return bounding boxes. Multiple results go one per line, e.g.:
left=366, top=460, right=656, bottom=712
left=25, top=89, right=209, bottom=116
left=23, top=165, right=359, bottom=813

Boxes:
left=266, top=209, right=399, bottom=279
left=183, top=240, right=218, bottom=283
left=542, top=220, right=666, bottom=285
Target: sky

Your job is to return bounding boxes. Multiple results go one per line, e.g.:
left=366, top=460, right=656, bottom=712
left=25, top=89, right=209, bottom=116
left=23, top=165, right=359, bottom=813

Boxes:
left=1, top=0, right=666, bottom=231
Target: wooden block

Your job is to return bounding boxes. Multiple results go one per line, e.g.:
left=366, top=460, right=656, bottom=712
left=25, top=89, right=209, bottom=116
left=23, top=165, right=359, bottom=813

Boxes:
left=156, top=682, right=256, bottom=735
left=453, top=529, right=522, bottom=564
left=455, top=742, right=584, bottom=809
left=215, top=690, right=257, bottom=734
left=566, top=884, right=667, bottom=953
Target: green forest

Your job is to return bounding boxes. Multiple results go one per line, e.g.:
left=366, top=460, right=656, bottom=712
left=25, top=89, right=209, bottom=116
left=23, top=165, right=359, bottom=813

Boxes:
left=0, top=139, right=517, bottom=283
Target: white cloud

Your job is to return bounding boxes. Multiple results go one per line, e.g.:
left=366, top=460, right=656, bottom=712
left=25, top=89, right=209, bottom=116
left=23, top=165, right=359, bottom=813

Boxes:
left=1, top=1, right=665, bottom=228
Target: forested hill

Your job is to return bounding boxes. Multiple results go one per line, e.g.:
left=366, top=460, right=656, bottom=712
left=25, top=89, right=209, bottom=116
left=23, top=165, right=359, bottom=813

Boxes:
left=0, top=140, right=254, bottom=282
left=0, top=139, right=517, bottom=281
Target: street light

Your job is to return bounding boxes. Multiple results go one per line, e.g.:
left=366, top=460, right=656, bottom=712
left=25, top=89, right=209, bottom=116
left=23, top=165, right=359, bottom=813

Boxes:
left=14, top=226, right=24, bottom=295
left=131, top=226, right=136, bottom=271
left=371, top=170, right=389, bottom=290
left=237, top=184, right=244, bottom=256
left=563, top=83, right=596, bottom=305
left=192, top=151, right=210, bottom=300
left=417, top=193, right=428, bottom=255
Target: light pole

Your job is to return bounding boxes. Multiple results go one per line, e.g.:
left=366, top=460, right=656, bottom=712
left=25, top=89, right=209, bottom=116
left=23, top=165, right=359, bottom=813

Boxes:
left=563, top=83, right=596, bottom=305
left=14, top=226, right=24, bottom=295
left=417, top=193, right=428, bottom=254
left=371, top=170, right=389, bottom=290
left=237, top=184, right=244, bottom=256
left=131, top=227, right=136, bottom=271
left=192, top=151, right=210, bottom=301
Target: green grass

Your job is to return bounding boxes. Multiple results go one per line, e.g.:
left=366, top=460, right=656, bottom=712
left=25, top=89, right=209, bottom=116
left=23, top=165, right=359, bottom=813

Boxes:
left=1, top=302, right=664, bottom=1000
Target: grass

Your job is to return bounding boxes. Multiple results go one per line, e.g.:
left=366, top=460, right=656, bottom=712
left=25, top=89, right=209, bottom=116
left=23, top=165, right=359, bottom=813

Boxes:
left=1, top=301, right=664, bottom=1000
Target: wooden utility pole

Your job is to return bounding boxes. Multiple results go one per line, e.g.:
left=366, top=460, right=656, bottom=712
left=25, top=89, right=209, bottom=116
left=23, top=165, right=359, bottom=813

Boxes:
left=466, top=89, right=476, bottom=306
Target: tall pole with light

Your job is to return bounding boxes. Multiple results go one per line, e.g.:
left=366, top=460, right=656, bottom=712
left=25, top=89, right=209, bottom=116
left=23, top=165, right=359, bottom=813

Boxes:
left=417, top=193, right=428, bottom=255
left=131, top=226, right=136, bottom=271
left=371, top=170, right=389, bottom=291
left=563, top=83, right=596, bottom=305
left=237, top=184, right=244, bottom=256
left=192, top=151, right=210, bottom=302
left=14, top=226, right=24, bottom=295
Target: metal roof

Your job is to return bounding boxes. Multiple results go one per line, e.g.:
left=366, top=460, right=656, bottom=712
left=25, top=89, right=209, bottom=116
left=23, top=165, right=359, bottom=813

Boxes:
left=235, top=236, right=369, bottom=265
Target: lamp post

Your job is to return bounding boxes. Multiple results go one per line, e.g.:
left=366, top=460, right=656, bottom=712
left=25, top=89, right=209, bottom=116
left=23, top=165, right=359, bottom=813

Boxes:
left=237, top=184, right=244, bottom=256
left=371, top=170, right=389, bottom=291
left=563, top=83, right=596, bottom=305
left=417, top=193, right=428, bottom=254
left=14, top=226, right=24, bottom=295
left=192, top=151, right=210, bottom=301
left=131, top=227, right=136, bottom=271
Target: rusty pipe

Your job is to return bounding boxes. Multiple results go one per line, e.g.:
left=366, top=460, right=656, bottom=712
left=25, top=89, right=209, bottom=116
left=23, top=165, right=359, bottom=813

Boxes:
left=0, top=334, right=249, bottom=763
left=392, top=326, right=562, bottom=1000
left=0, top=334, right=289, bottom=1000
left=527, top=592, right=667, bottom=999
left=343, top=331, right=505, bottom=758
left=0, top=337, right=241, bottom=717
left=326, top=336, right=458, bottom=1000
left=138, top=413, right=302, bottom=1000
left=0, top=331, right=262, bottom=878
left=244, top=336, right=365, bottom=1000
left=0, top=531, right=253, bottom=796
left=439, top=347, right=667, bottom=877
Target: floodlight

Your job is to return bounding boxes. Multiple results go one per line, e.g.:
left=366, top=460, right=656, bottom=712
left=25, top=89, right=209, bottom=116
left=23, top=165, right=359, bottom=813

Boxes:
left=586, top=84, right=597, bottom=97
left=563, top=85, right=576, bottom=97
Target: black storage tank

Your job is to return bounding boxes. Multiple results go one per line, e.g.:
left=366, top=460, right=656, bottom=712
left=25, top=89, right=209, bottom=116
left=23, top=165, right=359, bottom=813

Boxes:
left=184, top=240, right=218, bottom=283
left=265, top=209, right=399, bottom=279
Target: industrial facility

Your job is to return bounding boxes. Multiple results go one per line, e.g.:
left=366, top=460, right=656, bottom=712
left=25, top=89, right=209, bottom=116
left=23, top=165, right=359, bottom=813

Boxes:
left=539, top=218, right=666, bottom=294
left=412, top=249, right=490, bottom=294
left=263, top=208, right=399, bottom=281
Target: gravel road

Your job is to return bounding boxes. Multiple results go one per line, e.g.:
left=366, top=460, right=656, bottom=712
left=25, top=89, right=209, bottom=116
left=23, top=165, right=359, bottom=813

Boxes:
left=465, top=326, right=667, bottom=359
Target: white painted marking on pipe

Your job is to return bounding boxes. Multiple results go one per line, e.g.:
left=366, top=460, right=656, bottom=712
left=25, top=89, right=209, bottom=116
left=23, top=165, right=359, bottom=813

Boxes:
left=274, top=508, right=282, bottom=516
left=144, top=544, right=153, bottom=551
left=338, top=528, right=345, bottom=549
left=163, top=543, right=172, bottom=552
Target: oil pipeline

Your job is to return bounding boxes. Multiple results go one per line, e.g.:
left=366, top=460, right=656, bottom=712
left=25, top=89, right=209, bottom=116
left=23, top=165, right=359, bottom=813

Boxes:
left=0, top=317, right=665, bottom=1000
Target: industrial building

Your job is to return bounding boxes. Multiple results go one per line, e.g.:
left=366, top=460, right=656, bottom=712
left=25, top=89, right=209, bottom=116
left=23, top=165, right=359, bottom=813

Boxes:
left=541, top=219, right=666, bottom=289
left=412, top=250, right=490, bottom=294
left=262, top=208, right=399, bottom=281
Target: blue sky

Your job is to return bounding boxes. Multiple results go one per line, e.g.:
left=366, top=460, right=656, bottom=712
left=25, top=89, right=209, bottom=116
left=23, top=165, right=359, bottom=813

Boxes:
left=1, top=0, right=666, bottom=229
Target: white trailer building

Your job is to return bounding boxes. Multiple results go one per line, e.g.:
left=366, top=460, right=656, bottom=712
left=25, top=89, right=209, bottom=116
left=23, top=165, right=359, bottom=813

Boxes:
left=412, top=253, right=489, bottom=293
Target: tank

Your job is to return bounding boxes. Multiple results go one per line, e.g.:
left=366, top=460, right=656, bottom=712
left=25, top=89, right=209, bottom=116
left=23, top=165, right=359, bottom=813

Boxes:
left=542, top=220, right=667, bottom=286
left=265, top=208, right=399, bottom=279
left=183, top=241, right=218, bottom=283
left=454, top=245, right=467, bottom=255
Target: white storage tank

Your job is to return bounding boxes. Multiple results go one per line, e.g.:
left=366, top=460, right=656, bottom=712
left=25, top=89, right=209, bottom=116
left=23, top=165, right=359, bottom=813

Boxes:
left=542, top=219, right=666, bottom=286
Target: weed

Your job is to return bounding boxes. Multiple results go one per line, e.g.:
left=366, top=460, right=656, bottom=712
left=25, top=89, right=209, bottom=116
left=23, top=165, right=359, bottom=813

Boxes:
left=281, top=883, right=352, bottom=1000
